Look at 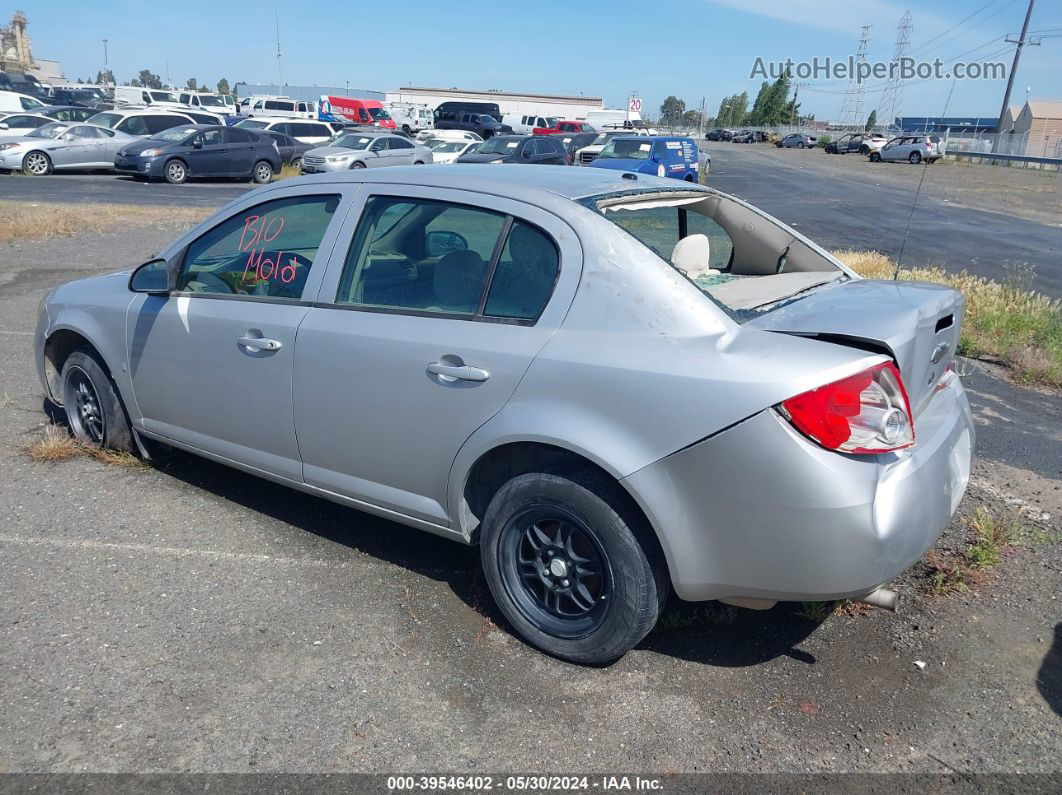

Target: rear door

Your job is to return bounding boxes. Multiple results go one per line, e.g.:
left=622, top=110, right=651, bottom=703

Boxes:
left=293, top=187, right=578, bottom=525
left=388, top=136, right=416, bottom=165
left=223, top=126, right=258, bottom=175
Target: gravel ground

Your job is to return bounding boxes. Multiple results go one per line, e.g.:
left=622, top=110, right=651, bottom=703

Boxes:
left=0, top=219, right=1058, bottom=777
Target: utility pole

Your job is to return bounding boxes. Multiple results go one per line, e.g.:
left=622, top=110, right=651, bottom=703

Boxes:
left=101, top=39, right=109, bottom=83
left=995, top=0, right=1038, bottom=137
left=839, top=25, right=871, bottom=129
left=274, top=0, right=284, bottom=93
left=878, top=12, right=913, bottom=134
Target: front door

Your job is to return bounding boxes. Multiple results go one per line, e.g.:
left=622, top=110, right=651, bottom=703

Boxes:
left=126, top=189, right=350, bottom=480
left=293, top=187, right=578, bottom=525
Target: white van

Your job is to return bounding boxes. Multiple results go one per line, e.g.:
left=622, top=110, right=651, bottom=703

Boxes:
left=234, top=117, right=334, bottom=144
left=245, top=96, right=316, bottom=119
left=178, top=92, right=233, bottom=116
left=502, top=113, right=559, bottom=134
left=386, top=103, right=433, bottom=136
left=113, top=86, right=189, bottom=111
left=0, top=90, right=46, bottom=113
left=586, top=109, right=643, bottom=129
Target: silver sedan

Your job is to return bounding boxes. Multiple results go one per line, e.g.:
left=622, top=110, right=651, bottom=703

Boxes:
left=0, top=122, right=138, bottom=175
left=300, top=132, right=433, bottom=173
left=35, top=166, right=973, bottom=664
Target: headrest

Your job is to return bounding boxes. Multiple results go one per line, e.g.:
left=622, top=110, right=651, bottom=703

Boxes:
left=671, top=234, right=713, bottom=278
left=434, top=249, right=486, bottom=311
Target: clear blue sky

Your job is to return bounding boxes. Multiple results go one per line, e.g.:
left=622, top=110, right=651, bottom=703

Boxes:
left=20, top=0, right=1062, bottom=121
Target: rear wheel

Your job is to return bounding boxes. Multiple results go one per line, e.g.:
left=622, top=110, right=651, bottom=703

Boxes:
left=413, top=160, right=424, bottom=165
left=909, top=151, right=922, bottom=164
left=252, top=160, right=274, bottom=183
left=480, top=472, right=665, bottom=664
left=402, top=124, right=411, bottom=135
left=60, top=349, right=133, bottom=452
left=859, top=145, right=870, bottom=155
left=164, top=159, right=187, bottom=184
left=22, top=151, right=52, bottom=176
left=291, top=156, right=302, bottom=170
left=797, top=141, right=806, bottom=149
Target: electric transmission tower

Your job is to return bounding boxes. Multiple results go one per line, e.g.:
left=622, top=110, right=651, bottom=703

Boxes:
left=878, top=13, right=913, bottom=133
left=838, top=24, right=872, bottom=129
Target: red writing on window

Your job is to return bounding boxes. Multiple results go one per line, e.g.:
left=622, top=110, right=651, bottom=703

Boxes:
left=238, top=214, right=297, bottom=284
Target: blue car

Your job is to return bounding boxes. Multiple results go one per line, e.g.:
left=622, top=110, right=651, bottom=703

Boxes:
left=587, top=135, right=699, bottom=181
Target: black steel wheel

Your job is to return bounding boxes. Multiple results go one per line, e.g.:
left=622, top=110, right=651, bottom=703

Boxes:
left=481, top=472, right=666, bottom=664
left=60, top=349, right=133, bottom=452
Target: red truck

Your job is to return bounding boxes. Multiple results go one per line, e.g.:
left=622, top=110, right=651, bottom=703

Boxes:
left=532, top=119, right=596, bottom=135
left=321, top=96, right=396, bottom=129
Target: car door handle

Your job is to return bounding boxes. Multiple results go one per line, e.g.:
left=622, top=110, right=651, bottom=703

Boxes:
left=427, top=362, right=489, bottom=382
left=237, top=336, right=283, bottom=352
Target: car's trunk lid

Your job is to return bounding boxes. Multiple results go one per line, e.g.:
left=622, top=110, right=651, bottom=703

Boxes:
left=746, top=278, right=963, bottom=414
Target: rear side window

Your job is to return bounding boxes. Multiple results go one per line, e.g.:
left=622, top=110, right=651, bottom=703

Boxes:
left=118, top=116, right=149, bottom=135
left=177, top=195, right=341, bottom=300
left=224, top=127, right=255, bottom=143
left=484, top=221, right=559, bottom=320
left=265, top=100, right=293, bottom=112
left=390, top=137, right=413, bottom=150
left=144, top=115, right=184, bottom=134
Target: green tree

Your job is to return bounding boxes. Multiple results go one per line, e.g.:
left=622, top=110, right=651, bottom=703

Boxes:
left=216, top=77, right=230, bottom=96
left=864, top=110, right=877, bottom=131
left=95, top=69, right=115, bottom=85
left=759, top=73, right=792, bottom=126
left=658, top=96, right=686, bottom=129
left=138, top=70, right=162, bottom=89
left=681, top=109, right=703, bottom=130
left=128, top=78, right=141, bottom=87
left=746, top=81, right=771, bottom=126
left=185, top=77, right=198, bottom=91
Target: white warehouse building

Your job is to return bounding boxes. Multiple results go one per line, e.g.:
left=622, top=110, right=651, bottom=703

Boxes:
left=385, top=86, right=607, bottom=121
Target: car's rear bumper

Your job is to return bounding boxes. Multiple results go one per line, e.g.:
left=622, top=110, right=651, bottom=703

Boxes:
left=623, top=375, right=974, bottom=602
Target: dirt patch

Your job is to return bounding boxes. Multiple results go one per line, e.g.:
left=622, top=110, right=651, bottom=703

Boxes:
left=0, top=200, right=210, bottom=245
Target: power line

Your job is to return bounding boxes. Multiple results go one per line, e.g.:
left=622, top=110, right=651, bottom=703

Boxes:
left=907, top=0, right=1007, bottom=57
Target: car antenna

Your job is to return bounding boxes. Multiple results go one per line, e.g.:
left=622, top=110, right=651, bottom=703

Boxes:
left=893, top=77, right=956, bottom=280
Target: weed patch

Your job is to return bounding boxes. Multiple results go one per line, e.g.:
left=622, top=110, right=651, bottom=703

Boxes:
left=0, top=201, right=210, bottom=245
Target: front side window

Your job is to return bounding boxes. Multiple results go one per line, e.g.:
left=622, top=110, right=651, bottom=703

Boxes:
left=337, top=196, right=557, bottom=321
left=176, top=195, right=341, bottom=300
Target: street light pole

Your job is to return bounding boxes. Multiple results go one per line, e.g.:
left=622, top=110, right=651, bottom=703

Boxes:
left=102, top=39, right=109, bottom=83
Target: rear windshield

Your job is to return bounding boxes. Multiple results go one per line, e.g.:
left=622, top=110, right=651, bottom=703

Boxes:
left=235, top=119, right=268, bottom=129
left=197, top=95, right=225, bottom=107
left=586, top=189, right=847, bottom=321
left=598, top=139, right=652, bottom=160
left=86, top=112, right=121, bottom=128
left=150, top=91, right=179, bottom=103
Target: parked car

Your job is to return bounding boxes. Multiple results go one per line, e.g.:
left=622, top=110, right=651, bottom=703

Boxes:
left=415, top=129, right=482, bottom=144
left=299, top=132, right=433, bottom=173
left=256, top=129, right=313, bottom=167
left=0, top=73, right=48, bottom=100
left=454, top=134, right=567, bottom=165
left=531, top=120, right=594, bottom=135
left=0, top=90, right=46, bottom=113
left=243, top=96, right=316, bottom=120
left=423, top=138, right=479, bottom=164
left=588, top=135, right=699, bottom=181
left=234, top=117, right=335, bottom=145
left=826, top=132, right=886, bottom=155
left=556, top=131, right=599, bottom=165
left=870, top=134, right=944, bottom=164
left=39, top=105, right=99, bottom=123
left=38, top=166, right=973, bottom=664
left=0, top=112, right=52, bottom=138
left=47, top=85, right=113, bottom=109
left=178, top=92, right=233, bottom=116
left=113, top=86, right=189, bottom=112
left=732, top=130, right=767, bottom=143
left=502, top=114, right=558, bottom=135
left=706, top=129, right=733, bottom=141
left=386, top=102, right=433, bottom=136
left=0, top=121, right=136, bottom=175
left=777, top=133, right=817, bottom=149
left=321, top=96, right=395, bottom=129
left=86, top=108, right=196, bottom=137
left=574, top=128, right=652, bottom=165
left=114, top=124, right=280, bottom=184
left=434, top=108, right=511, bottom=139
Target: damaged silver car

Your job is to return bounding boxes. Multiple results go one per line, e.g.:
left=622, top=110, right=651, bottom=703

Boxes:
left=35, top=166, right=974, bottom=663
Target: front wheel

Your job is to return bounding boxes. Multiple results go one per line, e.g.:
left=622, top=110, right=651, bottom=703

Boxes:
left=22, top=151, right=52, bottom=176
left=402, top=124, right=411, bottom=135
left=797, top=141, right=806, bottom=149
left=909, top=151, right=922, bottom=164
left=60, top=349, right=133, bottom=452
left=252, top=160, right=274, bottom=183
left=164, top=159, right=187, bottom=184
left=480, top=472, right=665, bottom=664
left=291, top=157, right=302, bottom=170
left=869, top=152, right=882, bottom=162
left=349, top=161, right=366, bottom=169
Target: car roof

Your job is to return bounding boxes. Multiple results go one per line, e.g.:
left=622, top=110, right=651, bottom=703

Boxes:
left=103, top=108, right=190, bottom=117
left=293, top=164, right=710, bottom=203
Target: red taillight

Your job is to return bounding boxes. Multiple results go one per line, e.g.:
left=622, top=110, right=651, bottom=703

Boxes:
left=780, top=362, right=915, bottom=454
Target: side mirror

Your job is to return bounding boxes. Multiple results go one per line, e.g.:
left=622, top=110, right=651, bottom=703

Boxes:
left=192, top=138, right=203, bottom=149
left=0, top=123, right=8, bottom=130
left=129, top=258, right=172, bottom=295
left=62, top=132, right=77, bottom=141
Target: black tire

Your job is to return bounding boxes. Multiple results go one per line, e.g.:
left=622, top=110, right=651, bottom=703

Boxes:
left=164, top=159, right=187, bottom=184
left=60, top=349, right=133, bottom=452
left=413, top=160, right=424, bottom=165
left=869, top=152, right=882, bottom=162
left=480, top=472, right=665, bottom=664
left=22, top=150, right=52, bottom=176
left=349, top=161, right=366, bottom=169
left=859, top=145, right=869, bottom=155
left=291, top=157, right=302, bottom=170
left=797, top=141, right=806, bottom=149
left=909, top=151, right=922, bottom=164
left=252, top=160, right=273, bottom=184
left=402, top=124, right=411, bottom=135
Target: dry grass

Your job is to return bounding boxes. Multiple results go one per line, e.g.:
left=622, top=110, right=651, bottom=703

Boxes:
left=22, top=424, right=147, bottom=469
left=275, top=163, right=302, bottom=181
left=0, top=201, right=211, bottom=245
left=834, top=250, right=1062, bottom=387
left=923, top=506, right=1025, bottom=596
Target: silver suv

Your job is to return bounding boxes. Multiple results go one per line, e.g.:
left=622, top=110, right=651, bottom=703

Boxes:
left=871, top=134, right=944, bottom=164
